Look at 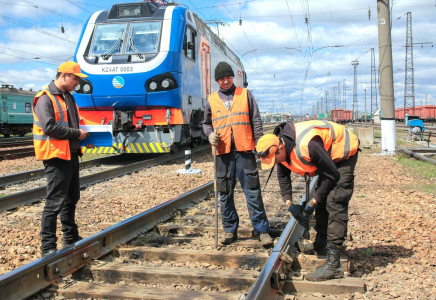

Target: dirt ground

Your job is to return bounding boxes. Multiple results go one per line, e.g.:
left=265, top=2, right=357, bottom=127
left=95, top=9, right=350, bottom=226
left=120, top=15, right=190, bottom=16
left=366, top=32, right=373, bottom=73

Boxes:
left=343, top=144, right=436, bottom=300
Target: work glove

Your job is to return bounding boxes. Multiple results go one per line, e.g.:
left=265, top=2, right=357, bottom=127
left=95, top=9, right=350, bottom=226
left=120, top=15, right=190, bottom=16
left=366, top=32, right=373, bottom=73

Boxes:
left=208, top=132, right=220, bottom=146
left=288, top=204, right=309, bottom=228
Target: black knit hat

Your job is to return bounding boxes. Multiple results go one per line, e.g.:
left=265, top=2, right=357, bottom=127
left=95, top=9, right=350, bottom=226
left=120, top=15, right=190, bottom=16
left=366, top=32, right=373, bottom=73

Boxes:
left=214, top=61, right=234, bottom=81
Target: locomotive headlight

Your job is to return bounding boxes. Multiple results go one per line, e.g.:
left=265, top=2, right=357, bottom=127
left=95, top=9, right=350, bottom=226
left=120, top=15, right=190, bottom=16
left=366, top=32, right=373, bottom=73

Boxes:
left=149, top=81, right=158, bottom=91
left=75, top=84, right=81, bottom=91
left=161, top=78, right=174, bottom=89
left=83, top=83, right=91, bottom=93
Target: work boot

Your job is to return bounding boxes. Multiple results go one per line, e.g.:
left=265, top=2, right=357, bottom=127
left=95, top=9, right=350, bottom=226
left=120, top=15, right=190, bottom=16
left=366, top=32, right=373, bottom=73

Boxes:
left=298, top=233, right=327, bottom=255
left=305, top=245, right=344, bottom=281
left=259, top=233, right=274, bottom=246
left=41, top=249, right=57, bottom=257
left=220, top=232, right=237, bottom=244
left=62, top=235, right=83, bottom=248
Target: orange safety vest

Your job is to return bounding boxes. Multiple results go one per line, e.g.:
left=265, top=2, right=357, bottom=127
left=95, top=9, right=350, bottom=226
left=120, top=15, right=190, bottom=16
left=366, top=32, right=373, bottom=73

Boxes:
left=281, top=120, right=359, bottom=176
left=208, top=87, right=255, bottom=155
left=33, top=87, right=81, bottom=161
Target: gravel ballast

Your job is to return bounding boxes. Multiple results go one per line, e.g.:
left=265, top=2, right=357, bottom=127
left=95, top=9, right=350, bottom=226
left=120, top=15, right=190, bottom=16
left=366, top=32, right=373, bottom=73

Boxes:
left=1, top=146, right=435, bottom=300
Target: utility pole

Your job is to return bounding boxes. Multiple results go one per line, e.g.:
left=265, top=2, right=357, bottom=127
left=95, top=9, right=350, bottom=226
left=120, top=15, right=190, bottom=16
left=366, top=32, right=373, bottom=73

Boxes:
left=425, top=93, right=427, bottom=105
left=325, top=91, right=328, bottom=113
left=351, top=59, right=359, bottom=121
left=371, top=48, right=378, bottom=113
left=377, top=0, right=396, bottom=155
left=364, top=89, right=367, bottom=122
left=338, top=82, right=341, bottom=108
left=404, top=12, right=415, bottom=116
left=343, top=79, right=346, bottom=109
left=333, top=86, right=337, bottom=109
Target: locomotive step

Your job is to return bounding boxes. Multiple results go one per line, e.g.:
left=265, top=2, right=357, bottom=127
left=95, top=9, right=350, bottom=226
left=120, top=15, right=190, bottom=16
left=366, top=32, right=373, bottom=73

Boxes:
left=57, top=282, right=242, bottom=300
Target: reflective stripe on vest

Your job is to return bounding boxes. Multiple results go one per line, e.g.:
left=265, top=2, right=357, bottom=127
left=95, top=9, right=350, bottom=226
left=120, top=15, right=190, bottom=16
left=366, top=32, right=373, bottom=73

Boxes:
left=208, top=87, right=255, bottom=155
left=283, top=120, right=358, bottom=176
left=33, top=87, right=77, bottom=161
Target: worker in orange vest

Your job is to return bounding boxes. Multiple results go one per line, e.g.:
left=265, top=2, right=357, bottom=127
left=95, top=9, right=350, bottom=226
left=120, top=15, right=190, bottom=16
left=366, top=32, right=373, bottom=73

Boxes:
left=202, top=62, right=273, bottom=246
left=33, top=61, right=94, bottom=256
left=255, top=121, right=359, bottom=281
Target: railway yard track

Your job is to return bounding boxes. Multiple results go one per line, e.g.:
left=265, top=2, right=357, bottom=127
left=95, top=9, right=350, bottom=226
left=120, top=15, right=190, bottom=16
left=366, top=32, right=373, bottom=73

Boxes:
left=0, top=137, right=33, bottom=149
left=0, top=146, right=209, bottom=212
left=0, top=166, right=364, bottom=300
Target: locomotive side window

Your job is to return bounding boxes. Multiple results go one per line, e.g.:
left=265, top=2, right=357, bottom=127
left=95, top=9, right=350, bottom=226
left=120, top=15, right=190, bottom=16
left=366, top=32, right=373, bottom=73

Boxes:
left=25, top=103, right=31, bottom=113
left=90, top=23, right=127, bottom=56
left=13, top=102, right=16, bottom=110
left=126, top=22, right=161, bottom=54
left=184, top=27, right=196, bottom=61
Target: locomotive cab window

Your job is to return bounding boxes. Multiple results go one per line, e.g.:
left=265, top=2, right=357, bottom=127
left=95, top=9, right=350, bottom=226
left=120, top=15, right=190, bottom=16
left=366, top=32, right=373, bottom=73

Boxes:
left=126, top=22, right=161, bottom=55
left=25, top=103, right=31, bottom=113
left=184, top=26, right=196, bottom=61
left=90, top=23, right=127, bottom=56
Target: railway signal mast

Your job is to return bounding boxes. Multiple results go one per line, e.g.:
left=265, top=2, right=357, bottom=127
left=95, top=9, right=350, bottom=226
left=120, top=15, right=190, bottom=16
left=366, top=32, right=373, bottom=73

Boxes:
left=371, top=48, right=378, bottom=113
left=351, top=59, right=359, bottom=121
left=404, top=12, right=415, bottom=116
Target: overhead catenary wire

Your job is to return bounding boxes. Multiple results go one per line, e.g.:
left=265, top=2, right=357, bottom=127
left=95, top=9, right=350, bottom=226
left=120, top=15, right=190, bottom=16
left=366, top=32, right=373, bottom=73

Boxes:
left=0, top=15, right=77, bottom=44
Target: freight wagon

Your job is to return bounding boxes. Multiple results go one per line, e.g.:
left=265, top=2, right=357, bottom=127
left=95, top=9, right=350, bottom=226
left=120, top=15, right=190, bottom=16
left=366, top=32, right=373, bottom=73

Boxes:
left=0, top=85, right=35, bottom=137
left=395, top=105, right=436, bottom=122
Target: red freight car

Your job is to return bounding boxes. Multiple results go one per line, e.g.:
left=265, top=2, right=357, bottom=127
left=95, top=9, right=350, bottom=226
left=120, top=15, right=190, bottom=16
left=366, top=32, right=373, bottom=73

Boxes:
left=331, top=108, right=344, bottom=123
left=343, top=110, right=352, bottom=122
left=395, top=105, right=436, bottom=121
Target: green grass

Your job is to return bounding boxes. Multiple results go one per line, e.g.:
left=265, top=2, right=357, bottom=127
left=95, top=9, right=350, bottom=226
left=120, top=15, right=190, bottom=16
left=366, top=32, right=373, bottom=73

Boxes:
left=362, top=248, right=373, bottom=256
left=0, top=194, right=6, bottom=197
left=396, top=153, right=436, bottom=179
left=396, top=153, right=436, bottom=195
left=356, top=195, right=366, bottom=198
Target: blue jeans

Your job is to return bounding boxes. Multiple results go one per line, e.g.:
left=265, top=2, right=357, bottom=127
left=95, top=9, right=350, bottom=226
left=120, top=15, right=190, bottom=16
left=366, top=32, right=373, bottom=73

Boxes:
left=216, top=151, right=270, bottom=235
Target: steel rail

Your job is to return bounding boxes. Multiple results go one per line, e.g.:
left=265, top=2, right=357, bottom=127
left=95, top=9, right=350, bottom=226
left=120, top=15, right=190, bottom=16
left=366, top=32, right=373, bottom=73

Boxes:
left=0, top=145, right=208, bottom=212
left=0, top=182, right=213, bottom=300
left=0, top=146, right=34, bottom=155
left=0, top=140, right=33, bottom=148
left=0, top=154, right=125, bottom=187
left=245, top=176, right=319, bottom=300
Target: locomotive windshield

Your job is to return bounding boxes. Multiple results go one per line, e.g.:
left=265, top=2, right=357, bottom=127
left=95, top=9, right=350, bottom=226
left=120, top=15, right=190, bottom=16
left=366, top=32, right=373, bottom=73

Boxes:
left=126, top=22, right=161, bottom=54
left=90, top=21, right=161, bottom=57
left=91, top=23, right=127, bottom=56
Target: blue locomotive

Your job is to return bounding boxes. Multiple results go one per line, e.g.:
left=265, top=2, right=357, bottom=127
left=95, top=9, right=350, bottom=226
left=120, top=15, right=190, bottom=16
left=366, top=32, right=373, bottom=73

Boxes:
left=73, top=0, right=248, bottom=153
left=0, top=85, right=35, bottom=137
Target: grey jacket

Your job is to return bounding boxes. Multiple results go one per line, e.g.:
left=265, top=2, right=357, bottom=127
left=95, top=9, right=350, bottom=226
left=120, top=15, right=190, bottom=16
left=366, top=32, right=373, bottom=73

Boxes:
left=34, top=81, right=81, bottom=155
left=202, top=85, right=263, bottom=144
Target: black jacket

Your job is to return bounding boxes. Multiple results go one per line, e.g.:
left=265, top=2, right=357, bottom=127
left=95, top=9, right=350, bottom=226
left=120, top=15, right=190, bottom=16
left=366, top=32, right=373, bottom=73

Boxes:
left=274, top=121, right=340, bottom=204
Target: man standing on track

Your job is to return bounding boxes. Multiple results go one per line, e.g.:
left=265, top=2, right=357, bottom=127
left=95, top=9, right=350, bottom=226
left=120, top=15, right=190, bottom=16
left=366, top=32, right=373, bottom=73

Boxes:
left=254, top=120, right=359, bottom=281
left=33, top=61, right=94, bottom=257
left=202, top=61, right=273, bottom=246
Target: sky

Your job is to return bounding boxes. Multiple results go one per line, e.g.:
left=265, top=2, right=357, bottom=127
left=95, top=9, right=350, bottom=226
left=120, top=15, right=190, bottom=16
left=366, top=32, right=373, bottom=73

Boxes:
left=0, top=0, right=434, bottom=116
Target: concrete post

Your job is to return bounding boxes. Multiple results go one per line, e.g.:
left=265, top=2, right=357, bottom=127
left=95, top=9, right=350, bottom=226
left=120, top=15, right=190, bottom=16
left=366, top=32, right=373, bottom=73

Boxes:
left=377, top=0, right=396, bottom=155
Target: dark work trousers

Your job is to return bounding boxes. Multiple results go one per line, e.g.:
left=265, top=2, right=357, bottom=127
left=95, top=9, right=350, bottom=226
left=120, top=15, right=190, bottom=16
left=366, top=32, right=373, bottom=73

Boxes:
left=40, top=153, right=80, bottom=252
left=216, top=151, right=270, bottom=235
left=314, top=152, right=358, bottom=247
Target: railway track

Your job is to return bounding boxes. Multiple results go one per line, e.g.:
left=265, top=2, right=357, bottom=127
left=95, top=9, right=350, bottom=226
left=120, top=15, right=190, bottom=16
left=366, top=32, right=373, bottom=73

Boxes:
left=0, top=145, right=209, bottom=212
left=0, top=146, right=35, bottom=160
left=0, top=169, right=364, bottom=299
left=0, top=138, right=33, bottom=149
